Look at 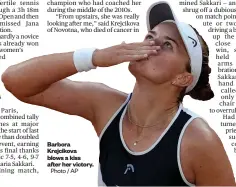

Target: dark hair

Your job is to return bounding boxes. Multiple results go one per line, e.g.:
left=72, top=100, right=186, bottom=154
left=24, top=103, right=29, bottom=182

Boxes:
left=178, top=25, right=214, bottom=102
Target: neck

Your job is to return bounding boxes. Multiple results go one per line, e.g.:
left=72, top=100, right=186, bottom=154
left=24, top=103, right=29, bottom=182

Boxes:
left=128, top=81, right=180, bottom=129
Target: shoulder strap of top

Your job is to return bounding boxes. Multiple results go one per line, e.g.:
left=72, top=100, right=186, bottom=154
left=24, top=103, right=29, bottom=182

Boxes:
left=99, top=93, right=132, bottom=141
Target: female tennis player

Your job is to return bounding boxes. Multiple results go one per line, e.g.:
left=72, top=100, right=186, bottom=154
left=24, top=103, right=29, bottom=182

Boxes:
left=2, top=1, right=235, bottom=186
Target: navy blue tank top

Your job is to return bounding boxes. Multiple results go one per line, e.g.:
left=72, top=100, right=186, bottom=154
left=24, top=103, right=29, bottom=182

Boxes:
left=98, top=93, right=197, bottom=186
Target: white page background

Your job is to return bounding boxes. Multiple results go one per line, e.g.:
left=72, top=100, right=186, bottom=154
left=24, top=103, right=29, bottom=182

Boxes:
left=0, top=0, right=235, bottom=186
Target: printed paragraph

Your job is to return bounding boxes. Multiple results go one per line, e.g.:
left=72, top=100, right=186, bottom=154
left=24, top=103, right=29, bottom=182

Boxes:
left=0, top=108, right=40, bottom=174
left=180, top=0, right=236, bottom=154
left=46, top=0, right=141, bottom=34
left=0, top=0, right=40, bottom=60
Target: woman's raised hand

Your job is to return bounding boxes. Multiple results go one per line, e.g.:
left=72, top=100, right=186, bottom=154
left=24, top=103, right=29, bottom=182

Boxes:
left=92, top=40, right=160, bottom=67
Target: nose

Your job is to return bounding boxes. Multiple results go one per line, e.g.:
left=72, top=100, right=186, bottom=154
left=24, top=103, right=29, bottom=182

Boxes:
left=154, top=38, right=162, bottom=46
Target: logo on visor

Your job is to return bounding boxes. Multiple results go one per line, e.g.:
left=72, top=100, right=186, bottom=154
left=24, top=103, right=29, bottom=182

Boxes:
left=188, top=36, right=197, bottom=47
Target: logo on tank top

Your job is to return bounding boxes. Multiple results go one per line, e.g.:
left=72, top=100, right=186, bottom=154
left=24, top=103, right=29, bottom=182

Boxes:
left=124, top=164, right=134, bottom=174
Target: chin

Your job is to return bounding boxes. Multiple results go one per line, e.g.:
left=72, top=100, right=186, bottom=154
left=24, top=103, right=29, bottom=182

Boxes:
left=128, top=60, right=147, bottom=78
left=128, top=61, right=139, bottom=73
left=128, top=60, right=167, bottom=84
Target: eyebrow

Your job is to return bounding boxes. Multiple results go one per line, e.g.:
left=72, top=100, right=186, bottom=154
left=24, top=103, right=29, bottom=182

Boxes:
left=148, top=30, right=179, bottom=48
left=148, top=30, right=157, bottom=35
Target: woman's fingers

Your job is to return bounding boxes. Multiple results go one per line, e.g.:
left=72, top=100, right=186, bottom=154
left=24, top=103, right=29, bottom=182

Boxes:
left=122, top=45, right=160, bottom=52
left=116, top=41, right=160, bottom=62
left=122, top=54, right=148, bottom=61
left=122, top=49, right=158, bottom=56
left=123, top=40, right=155, bottom=49
left=119, top=41, right=160, bottom=56
left=137, top=45, right=160, bottom=51
left=94, top=40, right=160, bottom=67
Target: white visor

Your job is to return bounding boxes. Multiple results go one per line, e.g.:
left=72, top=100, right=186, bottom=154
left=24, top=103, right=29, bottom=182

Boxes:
left=146, top=1, right=203, bottom=93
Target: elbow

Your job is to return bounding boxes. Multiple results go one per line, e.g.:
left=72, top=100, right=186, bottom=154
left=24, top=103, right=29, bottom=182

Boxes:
left=1, top=66, right=14, bottom=91
left=1, top=66, right=23, bottom=98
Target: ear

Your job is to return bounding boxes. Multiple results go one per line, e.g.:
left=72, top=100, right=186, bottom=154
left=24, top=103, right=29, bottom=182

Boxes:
left=171, top=72, right=193, bottom=88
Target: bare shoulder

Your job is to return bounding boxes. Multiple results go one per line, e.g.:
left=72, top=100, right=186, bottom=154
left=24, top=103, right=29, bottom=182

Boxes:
left=93, top=83, right=128, bottom=135
left=184, top=118, right=218, bottom=145
left=182, top=118, right=235, bottom=185
left=183, top=117, right=225, bottom=160
left=20, top=79, right=128, bottom=135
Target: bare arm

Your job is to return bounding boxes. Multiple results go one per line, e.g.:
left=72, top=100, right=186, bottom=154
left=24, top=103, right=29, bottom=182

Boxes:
left=188, top=119, right=235, bottom=185
left=1, top=41, right=158, bottom=126
left=2, top=52, right=77, bottom=97
left=1, top=52, right=104, bottom=121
